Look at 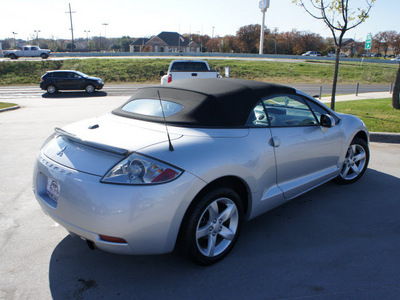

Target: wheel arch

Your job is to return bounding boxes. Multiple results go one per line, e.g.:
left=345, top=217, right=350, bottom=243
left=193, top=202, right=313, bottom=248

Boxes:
left=353, top=130, right=369, bottom=144
left=175, top=175, right=250, bottom=249
left=192, top=176, right=250, bottom=216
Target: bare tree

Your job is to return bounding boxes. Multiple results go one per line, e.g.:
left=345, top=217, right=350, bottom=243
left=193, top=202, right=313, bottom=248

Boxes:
left=293, top=0, right=375, bottom=110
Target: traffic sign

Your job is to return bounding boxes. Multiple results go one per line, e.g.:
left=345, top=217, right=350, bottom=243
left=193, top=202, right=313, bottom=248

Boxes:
left=365, top=34, right=372, bottom=50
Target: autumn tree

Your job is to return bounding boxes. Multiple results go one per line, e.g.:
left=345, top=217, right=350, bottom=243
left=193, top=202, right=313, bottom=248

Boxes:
left=236, top=24, right=263, bottom=53
left=373, top=31, right=386, bottom=54
left=293, top=0, right=375, bottom=110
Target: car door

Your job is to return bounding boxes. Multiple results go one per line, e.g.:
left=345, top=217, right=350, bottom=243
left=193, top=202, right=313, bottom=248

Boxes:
left=67, top=72, right=85, bottom=90
left=263, top=94, right=343, bottom=199
left=55, top=72, right=70, bottom=89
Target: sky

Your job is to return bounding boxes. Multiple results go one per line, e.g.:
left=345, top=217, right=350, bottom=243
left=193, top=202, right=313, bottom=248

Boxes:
left=0, top=0, right=399, bottom=43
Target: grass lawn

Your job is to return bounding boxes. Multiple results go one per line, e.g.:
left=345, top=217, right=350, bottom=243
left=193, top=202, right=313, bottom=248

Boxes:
left=0, top=58, right=397, bottom=85
left=0, top=102, right=18, bottom=109
left=335, top=98, right=400, bottom=133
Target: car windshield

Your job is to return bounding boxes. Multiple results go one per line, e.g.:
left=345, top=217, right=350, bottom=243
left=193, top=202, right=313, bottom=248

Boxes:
left=74, top=71, right=88, bottom=78
left=121, top=99, right=184, bottom=118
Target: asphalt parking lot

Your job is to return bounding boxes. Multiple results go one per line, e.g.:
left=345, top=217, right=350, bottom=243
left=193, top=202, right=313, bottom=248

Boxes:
left=1, top=94, right=400, bottom=299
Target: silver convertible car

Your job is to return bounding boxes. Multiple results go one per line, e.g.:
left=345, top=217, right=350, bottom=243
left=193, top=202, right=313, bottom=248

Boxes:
left=33, top=79, right=369, bottom=265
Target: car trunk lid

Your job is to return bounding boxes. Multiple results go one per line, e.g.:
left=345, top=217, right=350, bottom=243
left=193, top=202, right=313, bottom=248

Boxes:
left=42, top=114, right=182, bottom=176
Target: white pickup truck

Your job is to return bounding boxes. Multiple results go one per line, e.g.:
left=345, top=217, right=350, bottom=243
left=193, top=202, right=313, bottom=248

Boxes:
left=160, top=60, right=220, bottom=85
left=3, top=45, right=51, bottom=59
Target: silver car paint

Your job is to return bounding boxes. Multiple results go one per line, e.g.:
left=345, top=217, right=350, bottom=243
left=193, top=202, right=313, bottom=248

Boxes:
left=33, top=94, right=369, bottom=255
left=34, top=151, right=207, bottom=254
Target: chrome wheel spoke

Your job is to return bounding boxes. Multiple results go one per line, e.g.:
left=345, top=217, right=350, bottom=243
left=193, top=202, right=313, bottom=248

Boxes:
left=342, top=164, right=351, bottom=177
left=351, top=164, right=361, bottom=175
left=206, top=234, right=217, bottom=256
left=354, top=152, right=366, bottom=162
left=219, top=226, right=235, bottom=240
left=208, top=202, right=219, bottom=221
left=196, top=225, right=210, bottom=239
left=218, top=204, right=237, bottom=223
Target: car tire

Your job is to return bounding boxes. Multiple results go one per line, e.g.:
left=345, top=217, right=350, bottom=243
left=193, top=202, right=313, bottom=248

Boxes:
left=41, top=53, right=48, bottom=59
left=46, top=85, right=57, bottom=94
left=334, top=137, right=369, bottom=184
left=85, top=84, right=95, bottom=93
left=180, top=187, right=243, bottom=265
left=10, top=54, right=17, bottom=59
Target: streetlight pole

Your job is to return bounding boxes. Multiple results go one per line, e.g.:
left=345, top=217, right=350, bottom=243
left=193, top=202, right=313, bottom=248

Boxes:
left=84, top=30, right=90, bottom=50
left=102, top=23, right=108, bottom=51
left=34, top=30, right=41, bottom=47
left=259, top=0, right=270, bottom=55
left=12, top=32, right=18, bottom=48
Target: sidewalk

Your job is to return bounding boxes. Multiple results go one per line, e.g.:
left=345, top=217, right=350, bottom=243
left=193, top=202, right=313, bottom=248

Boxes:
left=320, top=91, right=392, bottom=103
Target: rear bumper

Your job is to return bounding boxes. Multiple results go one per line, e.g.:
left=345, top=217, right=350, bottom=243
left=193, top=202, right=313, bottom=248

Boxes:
left=32, top=151, right=206, bottom=255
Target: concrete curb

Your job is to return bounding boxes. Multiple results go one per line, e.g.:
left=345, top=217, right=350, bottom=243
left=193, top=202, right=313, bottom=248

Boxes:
left=370, top=132, right=400, bottom=144
left=0, top=105, right=20, bottom=113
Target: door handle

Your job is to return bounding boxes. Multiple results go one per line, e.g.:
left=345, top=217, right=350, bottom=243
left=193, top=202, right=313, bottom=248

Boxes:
left=271, top=136, right=281, bottom=147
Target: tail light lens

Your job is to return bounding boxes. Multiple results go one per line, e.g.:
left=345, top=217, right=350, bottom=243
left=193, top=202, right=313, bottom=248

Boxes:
left=168, top=74, right=172, bottom=83
left=101, top=153, right=183, bottom=185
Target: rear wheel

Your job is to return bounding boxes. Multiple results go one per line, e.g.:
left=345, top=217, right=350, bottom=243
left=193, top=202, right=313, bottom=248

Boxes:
left=85, top=84, right=95, bottom=93
left=180, top=187, right=243, bottom=265
left=46, top=85, right=57, bottom=94
left=334, top=137, right=369, bottom=184
left=9, top=54, right=17, bottom=59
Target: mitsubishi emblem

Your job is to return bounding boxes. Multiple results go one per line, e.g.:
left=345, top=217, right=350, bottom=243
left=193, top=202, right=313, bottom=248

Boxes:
left=57, top=146, right=67, bottom=157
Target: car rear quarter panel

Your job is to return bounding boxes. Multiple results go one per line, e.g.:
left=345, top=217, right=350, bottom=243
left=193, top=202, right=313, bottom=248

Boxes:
left=140, top=127, right=281, bottom=221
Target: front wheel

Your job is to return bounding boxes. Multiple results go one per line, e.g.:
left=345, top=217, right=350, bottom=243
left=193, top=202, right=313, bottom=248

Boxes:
left=334, top=137, right=369, bottom=184
left=180, top=187, right=243, bottom=265
left=41, top=53, right=48, bottom=59
left=85, top=84, right=95, bottom=93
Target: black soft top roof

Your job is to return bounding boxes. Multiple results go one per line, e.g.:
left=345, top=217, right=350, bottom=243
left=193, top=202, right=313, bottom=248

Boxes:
left=112, top=78, right=297, bottom=127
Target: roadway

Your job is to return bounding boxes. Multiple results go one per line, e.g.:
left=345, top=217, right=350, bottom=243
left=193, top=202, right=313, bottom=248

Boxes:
left=0, top=83, right=393, bottom=100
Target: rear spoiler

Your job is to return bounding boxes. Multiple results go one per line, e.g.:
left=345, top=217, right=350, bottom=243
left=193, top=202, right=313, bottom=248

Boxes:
left=54, top=127, right=130, bottom=156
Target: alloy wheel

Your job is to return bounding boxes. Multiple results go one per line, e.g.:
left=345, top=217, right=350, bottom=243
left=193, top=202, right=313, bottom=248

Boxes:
left=195, top=197, right=239, bottom=258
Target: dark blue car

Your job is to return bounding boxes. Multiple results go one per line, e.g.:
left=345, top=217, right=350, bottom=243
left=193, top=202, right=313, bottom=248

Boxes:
left=40, top=70, right=104, bottom=94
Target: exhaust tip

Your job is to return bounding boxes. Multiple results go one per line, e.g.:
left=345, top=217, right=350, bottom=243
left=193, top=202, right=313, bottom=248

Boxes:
left=86, top=240, right=97, bottom=250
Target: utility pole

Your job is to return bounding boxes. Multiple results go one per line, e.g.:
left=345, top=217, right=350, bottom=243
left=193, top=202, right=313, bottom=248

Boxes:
left=259, top=0, right=270, bottom=55
left=66, top=3, right=76, bottom=52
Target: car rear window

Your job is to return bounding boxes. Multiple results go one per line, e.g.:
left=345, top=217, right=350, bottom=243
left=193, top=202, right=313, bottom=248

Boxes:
left=121, top=99, right=184, bottom=118
left=170, top=62, right=208, bottom=71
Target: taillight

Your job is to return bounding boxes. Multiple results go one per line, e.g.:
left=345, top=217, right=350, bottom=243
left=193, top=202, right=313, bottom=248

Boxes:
left=168, top=74, right=172, bottom=83
left=99, top=235, right=127, bottom=244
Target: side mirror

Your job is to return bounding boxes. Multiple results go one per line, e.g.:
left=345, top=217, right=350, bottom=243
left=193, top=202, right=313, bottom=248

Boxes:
left=320, top=114, right=335, bottom=128
left=159, top=71, right=165, bottom=77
